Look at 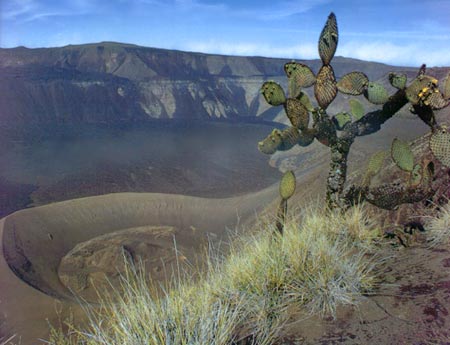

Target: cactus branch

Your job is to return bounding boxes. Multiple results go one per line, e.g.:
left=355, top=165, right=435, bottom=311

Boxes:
left=343, top=89, right=408, bottom=140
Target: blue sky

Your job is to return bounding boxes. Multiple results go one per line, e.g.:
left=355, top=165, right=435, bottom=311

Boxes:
left=2, top=0, right=450, bottom=66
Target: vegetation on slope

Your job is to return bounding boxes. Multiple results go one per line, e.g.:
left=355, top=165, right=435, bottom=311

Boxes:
left=46, top=204, right=383, bottom=345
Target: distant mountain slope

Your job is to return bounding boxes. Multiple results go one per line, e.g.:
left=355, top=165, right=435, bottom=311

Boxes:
left=3, top=42, right=446, bottom=126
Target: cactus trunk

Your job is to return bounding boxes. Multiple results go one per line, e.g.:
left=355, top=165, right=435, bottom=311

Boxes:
left=326, top=139, right=350, bottom=209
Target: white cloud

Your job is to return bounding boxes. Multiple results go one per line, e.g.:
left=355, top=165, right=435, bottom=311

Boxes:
left=4, top=0, right=98, bottom=22
left=338, top=40, right=450, bottom=67
left=235, top=0, right=332, bottom=20
left=3, top=0, right=37, bottom=19
left=183, top=38, right=450, bottom=67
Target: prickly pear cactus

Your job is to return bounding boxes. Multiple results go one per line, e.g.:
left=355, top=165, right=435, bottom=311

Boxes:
left=430, top=126, right=450, bottom=167
left=298, top=128, right=316, bottom=146
left=391, top=138, right=414, bottom=172
left=279, top=170, right=296, bottom=200
left=423, top=90, right=449, bottom=109
left=389, top=72, right=407, bottom=90
left=318, top=12, right=338, bottom=65
left=261, top=81, right=286, bottom=106
left=257, top=11, right=450, bottom=214
left=406, top=75, right=438, bottom=105
left=285, top=62, right=316, bottom=97
left=337, top=72, right=368, bottom=95
left=258, top=128, right=283, bottom=154
left=314, top=65, right=337, bottom=109
left=364, top=82, right=389, bottom=104
left=349, top=99, right=365, bottom=120
left=442, top=72, right=450, bottom=99
left=285, top=98, right=310, bottom=130
left=297, top=91, right=314, bottom=111
left=362, top=151, right=386, bottom=185
left=410, top=164, right=422, bottom=187
left=334, top=112, right=352, bottom=130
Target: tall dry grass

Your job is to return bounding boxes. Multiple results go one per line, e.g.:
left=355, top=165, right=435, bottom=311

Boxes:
left=46, top=203, right=383, bottom=344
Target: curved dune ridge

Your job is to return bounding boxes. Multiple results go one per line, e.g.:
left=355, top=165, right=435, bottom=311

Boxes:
left=0, top=187, right=277, bottom=342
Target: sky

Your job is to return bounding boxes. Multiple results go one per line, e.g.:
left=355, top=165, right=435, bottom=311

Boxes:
left=2, top=0, right=450, bottom=67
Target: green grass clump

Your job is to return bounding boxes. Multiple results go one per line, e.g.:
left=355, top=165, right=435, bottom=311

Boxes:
left=47, top=204, right=381, bottom=345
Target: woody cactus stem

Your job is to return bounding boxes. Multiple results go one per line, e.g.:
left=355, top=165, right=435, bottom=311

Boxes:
left=327, top=138, right=351, bottom=208
left=327, top=89, right=409, bottom=209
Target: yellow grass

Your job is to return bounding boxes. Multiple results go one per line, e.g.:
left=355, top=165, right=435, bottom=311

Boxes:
left=46, top=203, right=383, bottom=344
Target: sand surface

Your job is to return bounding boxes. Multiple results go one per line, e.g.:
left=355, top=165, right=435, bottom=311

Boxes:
left=0, top=187, right=278, bottom=343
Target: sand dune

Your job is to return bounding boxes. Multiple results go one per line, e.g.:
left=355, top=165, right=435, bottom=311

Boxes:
left=0, top=187, right=278, bottom=343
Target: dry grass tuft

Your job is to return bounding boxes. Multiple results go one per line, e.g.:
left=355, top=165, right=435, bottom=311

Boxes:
left=426, top=200, right=450, bottom=248
left=46, top=203, right=382, bottom=344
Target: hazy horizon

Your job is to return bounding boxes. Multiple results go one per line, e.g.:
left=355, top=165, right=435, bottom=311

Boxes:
left=2, top=0, right=450, bottom=67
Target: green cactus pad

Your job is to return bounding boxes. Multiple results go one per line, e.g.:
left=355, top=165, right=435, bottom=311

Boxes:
left=298, top=128, right=316, bottom=146
left=279, top=170, right=296, bottom=200
left=388, top=72, right=407, bottom=90
left=318, top=12, right=338, bottom=65
left=391, top=138, right=414, bottom=172
left=258, top=129, right=283, bottom=154
left=430, top=126, right=450, bottom=167
left=280, top=127, right=301, bottom=150
left=423, top=90, right=449, bottom=110
left=442, top=72, right=450, bottom=99
left=367, top=151, right=386, bottom=176
left=405, top=75, right=439, bottom=105
left=336, top=72, right=368, bottom=95
left=333, top=112, right=352, bottom=130
left=297, top=91, right=314, bottom=112
left=314, top=64, right=337, bottom=110
left=364, top=82, right=389, bottom=104
left=284, top=62, right=316, bottom=96
left=410, top=164, right=422, bottom=187
left=349, top=99, right=365, bottom=120
left=362, top=150, right=386, bottom=186
left=261, top=81, right=286, bottom=106
left=285, top=98, right=310, bottom=130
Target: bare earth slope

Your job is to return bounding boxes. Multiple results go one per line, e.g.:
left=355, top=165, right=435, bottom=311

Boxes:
left=0, top=187, right=278, bottom=343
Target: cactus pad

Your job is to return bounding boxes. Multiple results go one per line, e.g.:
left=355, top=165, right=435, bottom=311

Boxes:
left=367, top=151, right=386, bottom=176
left=314, top=65, right=337, bottom=109
left=406, top=75, right=439, bottom=105
left=442, top=72, right=450, bottom=99
left=430, top=126, right=450, bottom=167
left=261, top=81, right=286, bottom=106
left=284, top=62, right=316, bottom=97
left=388, top=72, right=407, bottom=89
left=279, top=170, right=296, bottom=200
left=362, top=150, right=386, bottom=186
left=258, top=129, right=283, bottom=154
left=334, top=112, right=352, bottom=130
left=337, top=72, right=368, bottom=95
left=349, top=99, right=365, bottom=120
left=318, top=12, right=338, bottom=65
left=410, top=164, right=422, bottom=187
left=423, top=90, right=449, bottom=110
left=391, top=138, right=414, bottom=172
left=285, top=98, right=310, bottom=130
left=297, top=91, right=314, bottom=112
left=298, top=128, right=316, bottom=146
left=364, top=82, right=389, bottom=104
